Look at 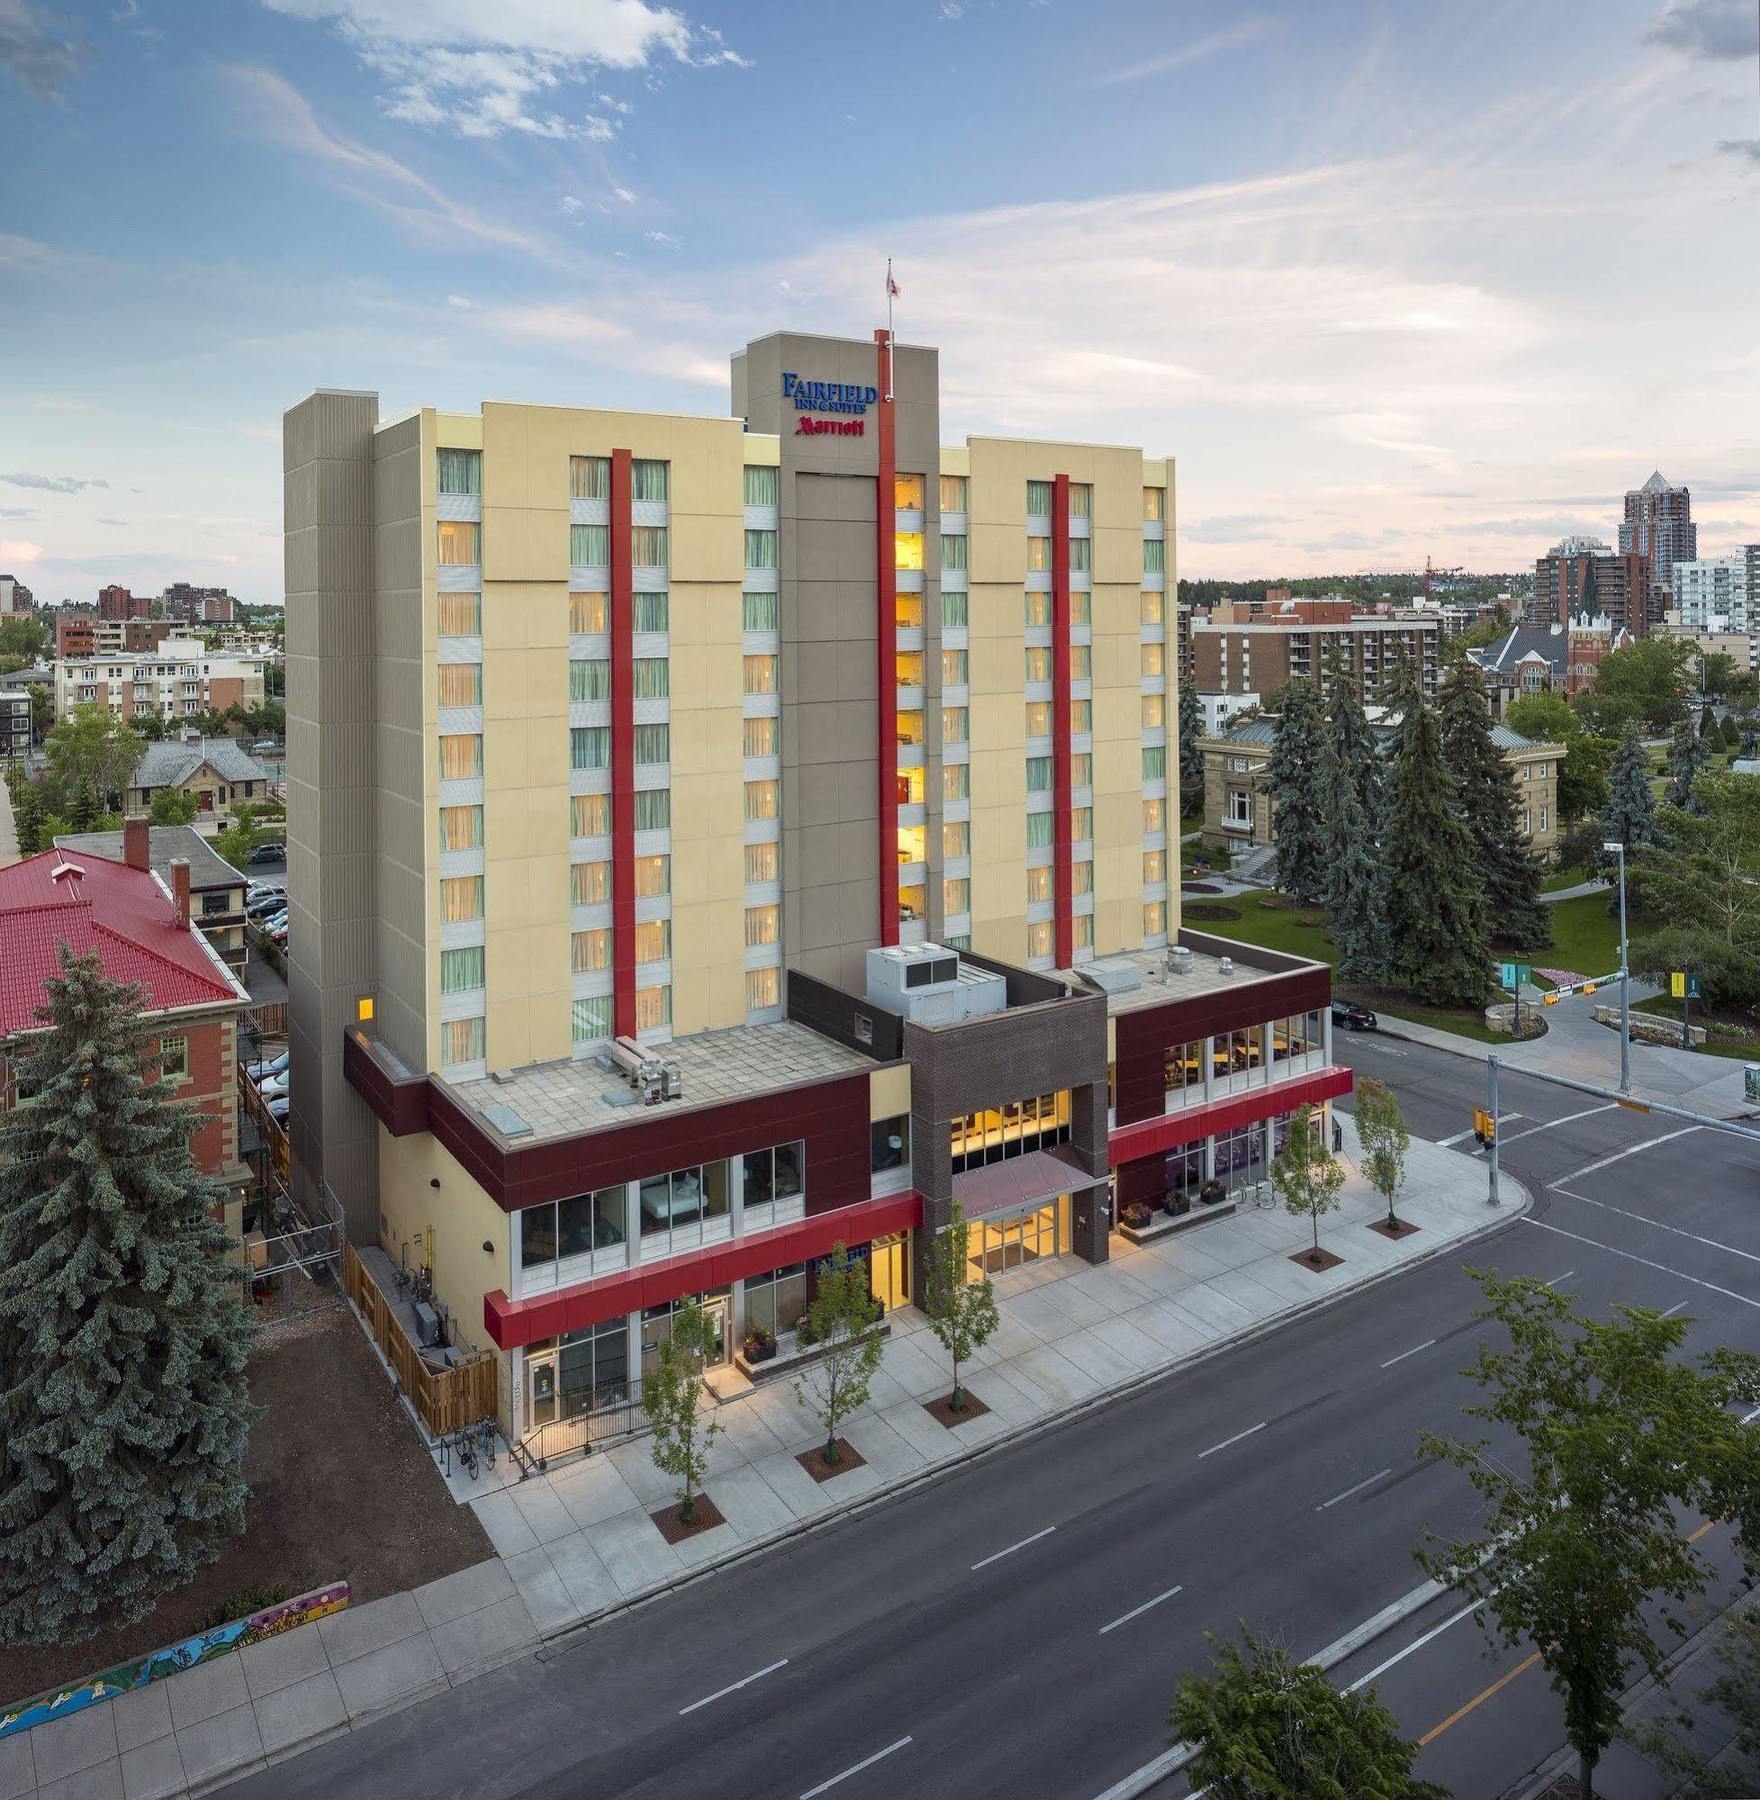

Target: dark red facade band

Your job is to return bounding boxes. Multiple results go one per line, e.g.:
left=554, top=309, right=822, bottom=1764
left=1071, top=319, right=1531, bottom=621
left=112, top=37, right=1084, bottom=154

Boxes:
left=1107, top=1063, right=1354, bottom=1168
left=875, top=328, right=900, bottom=948
left=1051, top=471, right=1074, bottom=969
left=609, top=447, right=637, bottom=1039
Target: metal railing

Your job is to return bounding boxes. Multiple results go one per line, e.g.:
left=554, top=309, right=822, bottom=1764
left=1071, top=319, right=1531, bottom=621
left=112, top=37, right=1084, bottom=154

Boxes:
left=509, top=1377, right=653, bottom=1478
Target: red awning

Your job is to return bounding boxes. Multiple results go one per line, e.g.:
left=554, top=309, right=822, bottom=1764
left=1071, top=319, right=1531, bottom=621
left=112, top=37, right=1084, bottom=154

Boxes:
left=952, top=1145, right=1100, bottom=1221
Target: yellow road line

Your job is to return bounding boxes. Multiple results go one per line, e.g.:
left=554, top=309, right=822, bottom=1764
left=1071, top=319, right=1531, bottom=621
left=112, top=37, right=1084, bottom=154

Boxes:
left=1420, top=1651, right=1541, bottom=1745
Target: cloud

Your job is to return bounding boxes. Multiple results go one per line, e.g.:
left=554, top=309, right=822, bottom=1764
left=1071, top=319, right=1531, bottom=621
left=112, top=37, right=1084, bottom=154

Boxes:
left=447, top=293, right=475, bottom=309
left=1095, top=16, right=1275, bottom=85
left=1181, top=514, right=1287, bottom=544
left=27, top=395, right=91, bottom=411
left=0, top=0, right=82, bottom=100
left=939, top=2, right=963, bottom=19
left=646, top=229, right=679, bottom=246
left=1646, top=0, right=1760, bottom=60
left=95, top=516, right=132, bottom=527
left=0, top=506, right=40, bottom=520
left=0, top=539, right=44, bottom=563
left=560, top=193, right=585, bottom=214
left=0, top=470, right=108, bottom=493
left=1716, top=138, right=1760, bottom=167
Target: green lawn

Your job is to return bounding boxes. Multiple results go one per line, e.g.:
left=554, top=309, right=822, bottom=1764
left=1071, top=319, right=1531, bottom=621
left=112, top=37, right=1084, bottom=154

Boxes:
left=1541, top=864, right=1591, bottom=893
left=1525, top=893, right=1623, bottom=979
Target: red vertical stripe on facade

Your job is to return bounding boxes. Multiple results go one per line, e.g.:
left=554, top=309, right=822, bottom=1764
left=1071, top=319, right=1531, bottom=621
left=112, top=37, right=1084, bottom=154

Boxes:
left=875, top=328, right=900, bottom=948
left=610, top=448, right=637, bottom=1039
left=1051, top=471, right=1074, bottom=969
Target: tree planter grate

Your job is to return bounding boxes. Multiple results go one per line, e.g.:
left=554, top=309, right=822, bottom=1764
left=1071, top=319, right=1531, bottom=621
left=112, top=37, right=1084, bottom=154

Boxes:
left=924, top=1391, right=992, bottom=1428
left=795, top=1439, right=868, bottom=1483
left=650, top=1495, right=726, bottom=1543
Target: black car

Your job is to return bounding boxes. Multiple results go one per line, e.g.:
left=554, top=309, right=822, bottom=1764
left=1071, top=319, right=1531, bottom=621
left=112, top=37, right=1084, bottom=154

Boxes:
left=1331, top=999, right=1377, bottom=1032
left=249, top=842, right=286, bottom=865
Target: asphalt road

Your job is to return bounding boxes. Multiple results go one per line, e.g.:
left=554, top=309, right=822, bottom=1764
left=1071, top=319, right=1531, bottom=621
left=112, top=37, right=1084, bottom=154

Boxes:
left=228, top=1036, right=1760, bottom=1800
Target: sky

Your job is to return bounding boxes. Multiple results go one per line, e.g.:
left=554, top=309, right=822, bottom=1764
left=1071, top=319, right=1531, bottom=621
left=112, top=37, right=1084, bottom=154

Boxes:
left=0, top=0, right=1757, bottom=604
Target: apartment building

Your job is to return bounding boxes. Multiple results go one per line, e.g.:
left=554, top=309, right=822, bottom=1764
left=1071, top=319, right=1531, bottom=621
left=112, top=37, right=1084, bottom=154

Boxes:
left=1189, top=611, right=1440, bottom=705
left=1620, top=471, right=1696, bottom=620
left=53, top=635, right=269, bottom=722
left=1671, top=556, right=1749, bottom=632
left=1532, top=539, right=1651, bottom=635
left=286, top=329, right=1349, bottom=1447
left=55, top=615, right=172, bottom=658
left=0, top=575, right=33, bottom=614
left=98, top=584, right=148, bottom=621
left=0, top=689, right=30, bottom=765
left=161, top=582, right=236, bottom=626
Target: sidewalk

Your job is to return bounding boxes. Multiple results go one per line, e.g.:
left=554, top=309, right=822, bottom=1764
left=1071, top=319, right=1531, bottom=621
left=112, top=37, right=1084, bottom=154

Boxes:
left=0, top=1122, right=1527, bottom=1799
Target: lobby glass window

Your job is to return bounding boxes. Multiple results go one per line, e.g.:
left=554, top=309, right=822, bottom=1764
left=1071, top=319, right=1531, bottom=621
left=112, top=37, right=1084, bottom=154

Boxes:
left=1027, top=864, right=1053, bottom=903
left=438, top=521, right=480, bottom=566
left=1144, top=539, right=1166, bottom=574
left=570, top=659, right=611, bottom=702
left=942, top=706, right=968, bottom=743
left=1026, top=755, right=1054, bottom=793
left=441, top=946, right=484, bottom=994
left=570, top=524, right=609, bottom=564
left=1143, top=746, right=1167, bottom=781
left=572, top=995, right=613, bottom=1042
left=944, top=764, right=969, bottom=801
left=1026, top=701, right=1052, bottom=738
left=1069, top=538, right=1091, bottom=573
left=633, top=788, right=670, bottom=831
left=944, top=877, right=969, bottom=915
left=573, top=793, right=609, bottom=836
left=950, top=1093, right=1068, bottom=1172
left=633, top=591, right=669, bottom=633
left=1165, top=1037, right=1205, bottom=1096
left=1144, top=487, right=1165, bottom=522
left=635, top=985, right=671, bottom=1031
left=570, top=590, right=608, bottom=633
left=744, top=655, right=778, bottom=695
left=745, top=904, right=780, bottom=947
left=745, top=842, right=778, bottom=883
left=944, top=821, right=968, bottom=858
left=440, top=804, right=483, bottom=851
left=1144, top=797, right=1165, bottom=832
left=631, top=459, right=668, bottom=503
left=1216, top=1122, right=1266, bottom=1195
left=941, top=534, right=968, bottom=572
left=633, top=723, right=669, bottom=764
left=552, top=1316, right=630, bottom=1415
left=571, top=726, right=610, bottom=770
left=570, top=456, right=611, bottom=500
left=895, top=532, right=925, bottom=572
left=635, top=854, right=670, bottom=896
left=1025, top=592, right=1051, bottom=628
left=1027, top=480, right=1053, bottom=515
left=634, top=919, right=670, bottom=965
left=743, top=464, right=778, bottom=506
left=940, top=591, right=968, bottom=629
left=743, top=591, right=779, bottom=631
left=1027, top=537, right=1051, bottom=573
left=438, top=448, right=481, bottom=494
left=1025, top=646, right=1052, bottom=682
left=1026, top=811, right=1054, bottom=849
left=1142, top=642, right=1165, bottom=676
left=744, top=1264, right=807, bottom=1340
left=441, top=1017, right=485, bottom=1069
left=745, top=966, right=779, bottom=1010
left=895, top=473, right=925, bottom=510
left=571, top=861, right=610, bottom=905
left=939, top=474, right=967, bottom=512
left=1069, top=483, right=1091, bottom=518
left=745, top=779, right=779, bottom=821
left=439, top=592, right=481, bottom=637
left=1071, top=699, right=1092, bottom=733
left=743, top=716, right=777, bottom=758
left=1144, top=900, right=1165, bottom=936
left=744, top=1141, right=805, bottom=1213
left=1071, top=753, right=1092, bottom=787
left=1027, top=919, right=1052, bottom=959
left=942, top=649, right=968, bottom=686
left=572, top=927, right=610, bottom=972
left=745, top=529, right=778, bottom=569
left=633, top=658, right=669, bottom=699
left=632, top=526, right=668, bottom=567
left=1141, top=590, right=1164, bottom=624
left=439, top=734, right=481, bottom=780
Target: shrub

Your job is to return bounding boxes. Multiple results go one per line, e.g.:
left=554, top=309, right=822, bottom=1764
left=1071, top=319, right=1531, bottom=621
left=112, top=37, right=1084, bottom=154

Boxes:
left=201, top=1583, right=289, bottom=1632
left=1121, top=1202, right=1153, bottom=1228
left=1183, top=902, right=1242, bottom=922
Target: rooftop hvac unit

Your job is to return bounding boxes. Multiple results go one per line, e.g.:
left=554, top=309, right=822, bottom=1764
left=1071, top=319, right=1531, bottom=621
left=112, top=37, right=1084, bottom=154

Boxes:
left=606, top=1036, right=668, bottom=1104
left=1165, top=945, right=1195, bottom=977
left=865, top=943, right=1007, bottom=1024
left=1218, top=956, right=1235, bottom=977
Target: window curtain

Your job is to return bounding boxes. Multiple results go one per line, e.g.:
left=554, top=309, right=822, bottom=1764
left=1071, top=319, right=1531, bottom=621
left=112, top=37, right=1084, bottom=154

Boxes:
left=437, top=449, right=481, bottom=495
left=743, top=465, right=778, bottom=506
left=570, top=659, right=611, bottom=702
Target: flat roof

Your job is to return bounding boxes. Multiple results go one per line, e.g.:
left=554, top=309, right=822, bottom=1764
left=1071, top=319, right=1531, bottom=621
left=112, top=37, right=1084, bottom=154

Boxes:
left=1072, top=937, right=1322, bottom=1017
left=439, top=1019, right=876, bottom=1147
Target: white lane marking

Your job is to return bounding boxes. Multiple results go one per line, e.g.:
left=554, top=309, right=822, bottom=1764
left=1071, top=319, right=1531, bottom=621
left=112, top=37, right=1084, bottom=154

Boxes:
left=1522, top=1218, right=1760, bottom=1310
left=1556, top=1188, right=1760, bottom=1268
left=1198, top=1421, right=1267, bottom=1460
left=1342, top=1597, right=1491, bottom=1694
left=1661, top=1300, right=1691, bottom=1318
left=1497, top=1104, right=1617, bottom=1145
left=1317, top=1468, right=1393, bottom=1511
left=800, top=1738, right=913, bottom=1799
left=1381, top=1338, right=1437, bottom=1369
left=678, top=1658, right=788, bottom=1715
left=1098, top=1584, right=1184, bottom=1636
left=1438, top=1128, right=1479, bottom=1148
left=1551, top=1126, right=1703, bottom=1189
left=970, top=1524, right=1056, bottom=1570
left=1543, top=1270, right=1576, bottom=1288
left=1354, top=1039, right=1406, bottom=1055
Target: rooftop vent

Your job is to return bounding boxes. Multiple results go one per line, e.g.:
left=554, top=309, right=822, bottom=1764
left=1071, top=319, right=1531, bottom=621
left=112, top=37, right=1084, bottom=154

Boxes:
left=1218, top=956, right=1235, bottom=977
left=1165, top=945, right=1195, bottom=978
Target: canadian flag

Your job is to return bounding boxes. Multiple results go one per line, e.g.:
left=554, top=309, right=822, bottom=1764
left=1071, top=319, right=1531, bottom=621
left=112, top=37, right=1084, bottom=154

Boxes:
left=886, top=267, right=901, bottom=299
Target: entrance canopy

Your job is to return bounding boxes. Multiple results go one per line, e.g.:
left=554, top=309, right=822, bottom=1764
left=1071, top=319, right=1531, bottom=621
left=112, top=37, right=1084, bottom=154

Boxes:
left=952, top=1145, right=1099, bottom=1222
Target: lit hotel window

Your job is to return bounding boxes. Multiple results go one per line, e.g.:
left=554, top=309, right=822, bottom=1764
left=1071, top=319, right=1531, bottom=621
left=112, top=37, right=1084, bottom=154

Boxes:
left=744, top=716, right=777, bottom=757
left=1070, top=645, right=1091, bottom=679
left=942, top=706, right=967, bottom=743
left=944, top=879, right=969, bottom=916
left=442, top=1017, right=485, bottom=1069
left=1025, top=592, right=1051, bottom=629
left=572, top=793, right=609, bottom=837
left=1071, top=753, right=1092, bottom=787
left=1027, top=920, right=1052, bottom=959
left=1073, top=862, right=1093, bottom=896
left=1141, top=590, right=1163, bottom=624
left=438, top=521, right=480, bottom=566
left=942, top=649, right=967, bottom=686
left=1144, top=797, right=1165, bottom=833
left=943, top=765, right=969, bottom=801
left=1027, top=866, right=1052, bottom=904
left=1070, top=591, right=1090, bottom=626
left=1144, top=851, right=1166, bottom=884
left=632, top=526, right=668, bottom=567
left=744, top=655, right=778, bottom=696
left=1142, top=642, right=1165, bottom=676
left=635, top=986, right=671, bottom=1031
left=1074, top=914, right=1094, bottom=949
left=943, top=821, right=968, bottom=859
left=894, top=473, right=924, bottom=511
left=1144, top=487, right=1165, bottom=522
left=571, top=862, right=610, bottom=905
left=635, top=919, right=671, bottom=965
left=1025, top=646, right=1052, bottom=683
left=895, top=532, right=924, bottom=573
left=745, top=779, right=779, bottom=822
left=939, top=475, right=967, bottom=513
left=441, top=875, right=483, bottom=922
left=439, top=734, right=481, bottom=780
left=1069, top=483, right=1091, bottom=518
left=439, top=592, right=481, bottom=637
left=1027, top=537, right=1051, bottom=573
left=746, top=967, right=780, bottom=1011
left=635, top=854, right=670, bottom=897
left=1071, top=700, right=1091, bottom=733
left=1144, top=901, right=1165, bottom=936
left=1026, top=702, right=1051, bottom=738
left=745, top=842, right=777, bottom=883
left=1071, top=807, right=1092, bottom=840
left=570, top=591, right=608, bottom=633
left=572, top=928, right=610, bottom=972
left=1143, top=694, right=1165, bottom=728
left=745, top=905, right=780, bottom=947
left=440, top=804, right=483, bottom=851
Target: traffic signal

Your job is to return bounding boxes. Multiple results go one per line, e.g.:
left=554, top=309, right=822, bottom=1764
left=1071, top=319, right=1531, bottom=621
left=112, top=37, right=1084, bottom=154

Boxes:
left=1472, top=1107, right=1497, bottom=1145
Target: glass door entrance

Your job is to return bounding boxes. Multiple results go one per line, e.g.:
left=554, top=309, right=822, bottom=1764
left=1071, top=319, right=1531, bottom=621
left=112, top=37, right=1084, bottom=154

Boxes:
left=527, top=1352, right=558, bottom=1429
left=967, top=1197, right=1071, bottom=1280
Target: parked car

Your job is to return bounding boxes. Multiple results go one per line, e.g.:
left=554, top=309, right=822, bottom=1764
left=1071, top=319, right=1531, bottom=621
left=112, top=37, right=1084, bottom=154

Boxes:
left=266, top=1095, right=290, bottom=1123
left=269, top=925, right=289, bottom=946
left=246, top=894, right=285, bottom=919
left=249, top=842, right=285, bottom=865
left=248, top=1050, right=289, bottom=1081
left=1331, top=999, right=1378, bottom=1032
left=259, top=1070, right=290, bottom=1099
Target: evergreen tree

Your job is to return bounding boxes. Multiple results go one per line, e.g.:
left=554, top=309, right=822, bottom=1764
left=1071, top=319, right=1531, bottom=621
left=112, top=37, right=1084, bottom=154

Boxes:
left=1700, top=705, right=1720, bottom=741
left=1325, top=742, right=1387, bottom=983
left=1176, top=679, right=1204, bottom=810
left=1324, top=672, right=1381, bottom=822
left=1605, top=722, right=1660, bottom=852
left=1265, top=679, right=1328, bottom=905
left=1438, top=660, right=1549, bottom=946
left=1383, top=699, right=1492, bottom=1008
left=0, top=948, right=258, bottom=1645
left=1667, top=715, right=1714, bottom=813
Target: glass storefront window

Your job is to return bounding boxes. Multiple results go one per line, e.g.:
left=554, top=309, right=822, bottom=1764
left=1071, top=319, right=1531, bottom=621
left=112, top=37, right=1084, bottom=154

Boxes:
left=1164, top=1038, right=1205, bottom=1098
left=870, top=1232, right=911, bottom=1311
left=743, top=1263, right=807, bottom=1340
left=949, top=1094, right=1069, bottom=1173
left=1215, top=1122, right=1266, bottom=1196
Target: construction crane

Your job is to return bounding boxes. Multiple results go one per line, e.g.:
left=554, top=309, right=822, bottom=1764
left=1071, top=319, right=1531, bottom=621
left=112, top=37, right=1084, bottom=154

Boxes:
left=1424, top=556, right=1465, bottom=604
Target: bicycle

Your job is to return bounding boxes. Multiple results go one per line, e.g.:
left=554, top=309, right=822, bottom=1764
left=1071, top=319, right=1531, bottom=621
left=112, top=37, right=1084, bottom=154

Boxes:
left=477, top=1417, right=497, bottom=1473
left=456, top=1428, right=479, bottom=1481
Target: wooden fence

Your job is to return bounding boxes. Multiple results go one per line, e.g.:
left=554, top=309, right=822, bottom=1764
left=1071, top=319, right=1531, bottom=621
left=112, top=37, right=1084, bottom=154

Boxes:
left=237, top=1066, right=289, bottom=1187
left=343, top=1243, right=499, bottom=1438
left=250, top=1001, right=287, bottom=1037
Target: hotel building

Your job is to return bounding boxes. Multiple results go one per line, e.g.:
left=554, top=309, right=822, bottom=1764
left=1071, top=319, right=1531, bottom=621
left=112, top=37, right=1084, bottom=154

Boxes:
left=285, top=329, right=1347, bottom=1447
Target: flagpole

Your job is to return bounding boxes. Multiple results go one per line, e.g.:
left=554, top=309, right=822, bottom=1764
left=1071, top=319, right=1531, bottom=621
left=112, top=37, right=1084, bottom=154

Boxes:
left=885, top=258, right=895, bottom=401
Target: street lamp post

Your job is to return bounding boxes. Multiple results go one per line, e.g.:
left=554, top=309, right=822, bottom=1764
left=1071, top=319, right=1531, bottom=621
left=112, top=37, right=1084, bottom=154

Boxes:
left=1603, top=838, right=1630, bottom=1095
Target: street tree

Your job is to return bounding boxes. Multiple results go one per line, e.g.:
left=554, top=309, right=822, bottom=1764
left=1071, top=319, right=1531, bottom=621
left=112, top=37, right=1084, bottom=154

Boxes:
left=642, top=1298, right=724, bottom=1524
left=1667, top=715, right=1715, bottom=812
left=1438, top=660, right=1549, bottom=946
left=1603, top=722, right=1659, bottom=853
left=921, top=1200, right=1000, bottom=1413
left=0, top=947, right=258, bottom=1645
left=43, top=704, right=144, bottom=813
left=1353, top=1077, right=1411, bottom=1233
left=1271, top=1104, right=1346, bottom=1267
left=1700, top=705, right=1721, bottom=741
left=1383, top=699, right=1492, bottom=1009
left=1266, top=679, right=1329, bottom=904
left=1169, top=1624, right=1447, bottom=1800
left=150, top=786, right=201, bottom=826
left=793, top=1244, right=884, bottom=1468
left=1416, top=1271, right=1760, bottom=1800
left=1177, top=679, right=1204, bottom=809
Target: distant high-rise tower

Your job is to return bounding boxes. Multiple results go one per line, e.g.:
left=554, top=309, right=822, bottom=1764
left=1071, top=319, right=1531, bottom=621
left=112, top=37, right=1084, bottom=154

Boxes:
left=1619, top=472, right=1696, bottom=627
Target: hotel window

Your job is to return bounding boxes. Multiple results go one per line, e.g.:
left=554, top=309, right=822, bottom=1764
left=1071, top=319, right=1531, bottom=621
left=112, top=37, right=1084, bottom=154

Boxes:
left=942, top=649, right=968, bottom=686
left=1026, top=701, right=1052, bottom=738
left=570, top=659, right=610, bottom=702
left=1027, top=920, right=1053, bottom=959
left=1069, top=483, right=1091, bottom=518
left=745, top=779, right=779, bottom=821
left=439, top=592, right=481, bottom=637
left=633, top=591, right=669, bottom=633
left=745, top=904, right=780, bottom=947
left=439, top=734, right=481, bottom=780
left=894, top=473, right=924, bottom=510
left=1143, top=746, right=1168, bottom=780
left=941, top=534, right=967, bottom=572
left=895, top=532, right=925, bottom=572
left=570, top=726, right=610, bottom=770
left=1143, top=693, right=1166, bottom=728
left=744, top=654, right=778, bottom=695
left=1071, top=753, right=1092, bottom=787
left=571, top=862, right=610, bottom=905
left=634, top=789, right=671, bottom=831
left=1072, top=699, right=1091, bottom=733
left=572, top=793, right=609, bottom=837
left=1074, top=913, right=1094, bottom=950
left=632, top=658, right=669, bottom=700
left=1144, top=487, right=1165, bottom=522
left=743, top=716, right=777, bottom=757
left=1144, top=850, right=1166, bottom=884
left=635, top=854, right=670, bottom=896
left=744, top=1140, right=804, bottom=1216
left=941, top=591, right=968, bottom=628
left=441, top=945, right=485, bottom=993
left=1026, top=756, right=1054, bottom=793
left=1142, top=642, right=1165, bottom=676
left=1070, top=591, right=1091, bottom=627
left=572, top=928, right=611, bottom=973
left=1144, top=539, right=1166, bottom=574
left=572, top=995, right=613, bottom=1043
left=1071, top=806, right=1092, bottom=840
left=1027, top=537, right=1051, bottom=573
left=743, top=591, right=779, bottom=631
left=1026, top=812, right=1054, bottom=849
left=1070, top=644, right=1091, bottom=679
left=633, top=723, right=669, bottom=764
left=1069, top=538, right=1091, bottom=573
left=632, top=526, right=668, bottom=566
left=1025, top=592, right=1051, bottom=628
left=570, top=524, right=609, bottom=564
left=1144, top=797, right=1165, bottom=832
left=570, top=590, right=608, bottom=633
left=635, top=919, right=671, bottom=964
left=442, top=1017, right=485, bottom=1069
left=635, top=985, right=671, bottom=1031
left=1027, top=865, right=1052, bottom=903
left=1027, top=479, right=1053, bottom=515
left=746, top=967, right=781, bottom=1012
left=1141, top=590, right=1164, bottom=624
left=1072, top=862, right=1093, bottom=896
left=745, top=529, right=778, bottom=569
left=440, top=804, right=483, bottom=851
left=1025, top=646, right=1052, bottom=682
left=940, top=474, right=967, bottom=512
left=1144, top=900, right=1165, bottom=937
left=944, top=878, right=969, bottom=915
left=437, top=448, right=481, bottom=495
left=441, top=875, right=483, bottom=922
left=745, top=842, right=778, bottom=883
left=943, top=764, right=969, bottom=801
left=743, top=464, right=778, bottom=506
left=438, top=521, right=480, bottom=566
left=631, top=459, right=668, bottom=503
left=942, top=706, right=967, bottom=743
left=570, top=456, right=610, bottom=500
left=943, top=821, right=968, bottom=858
